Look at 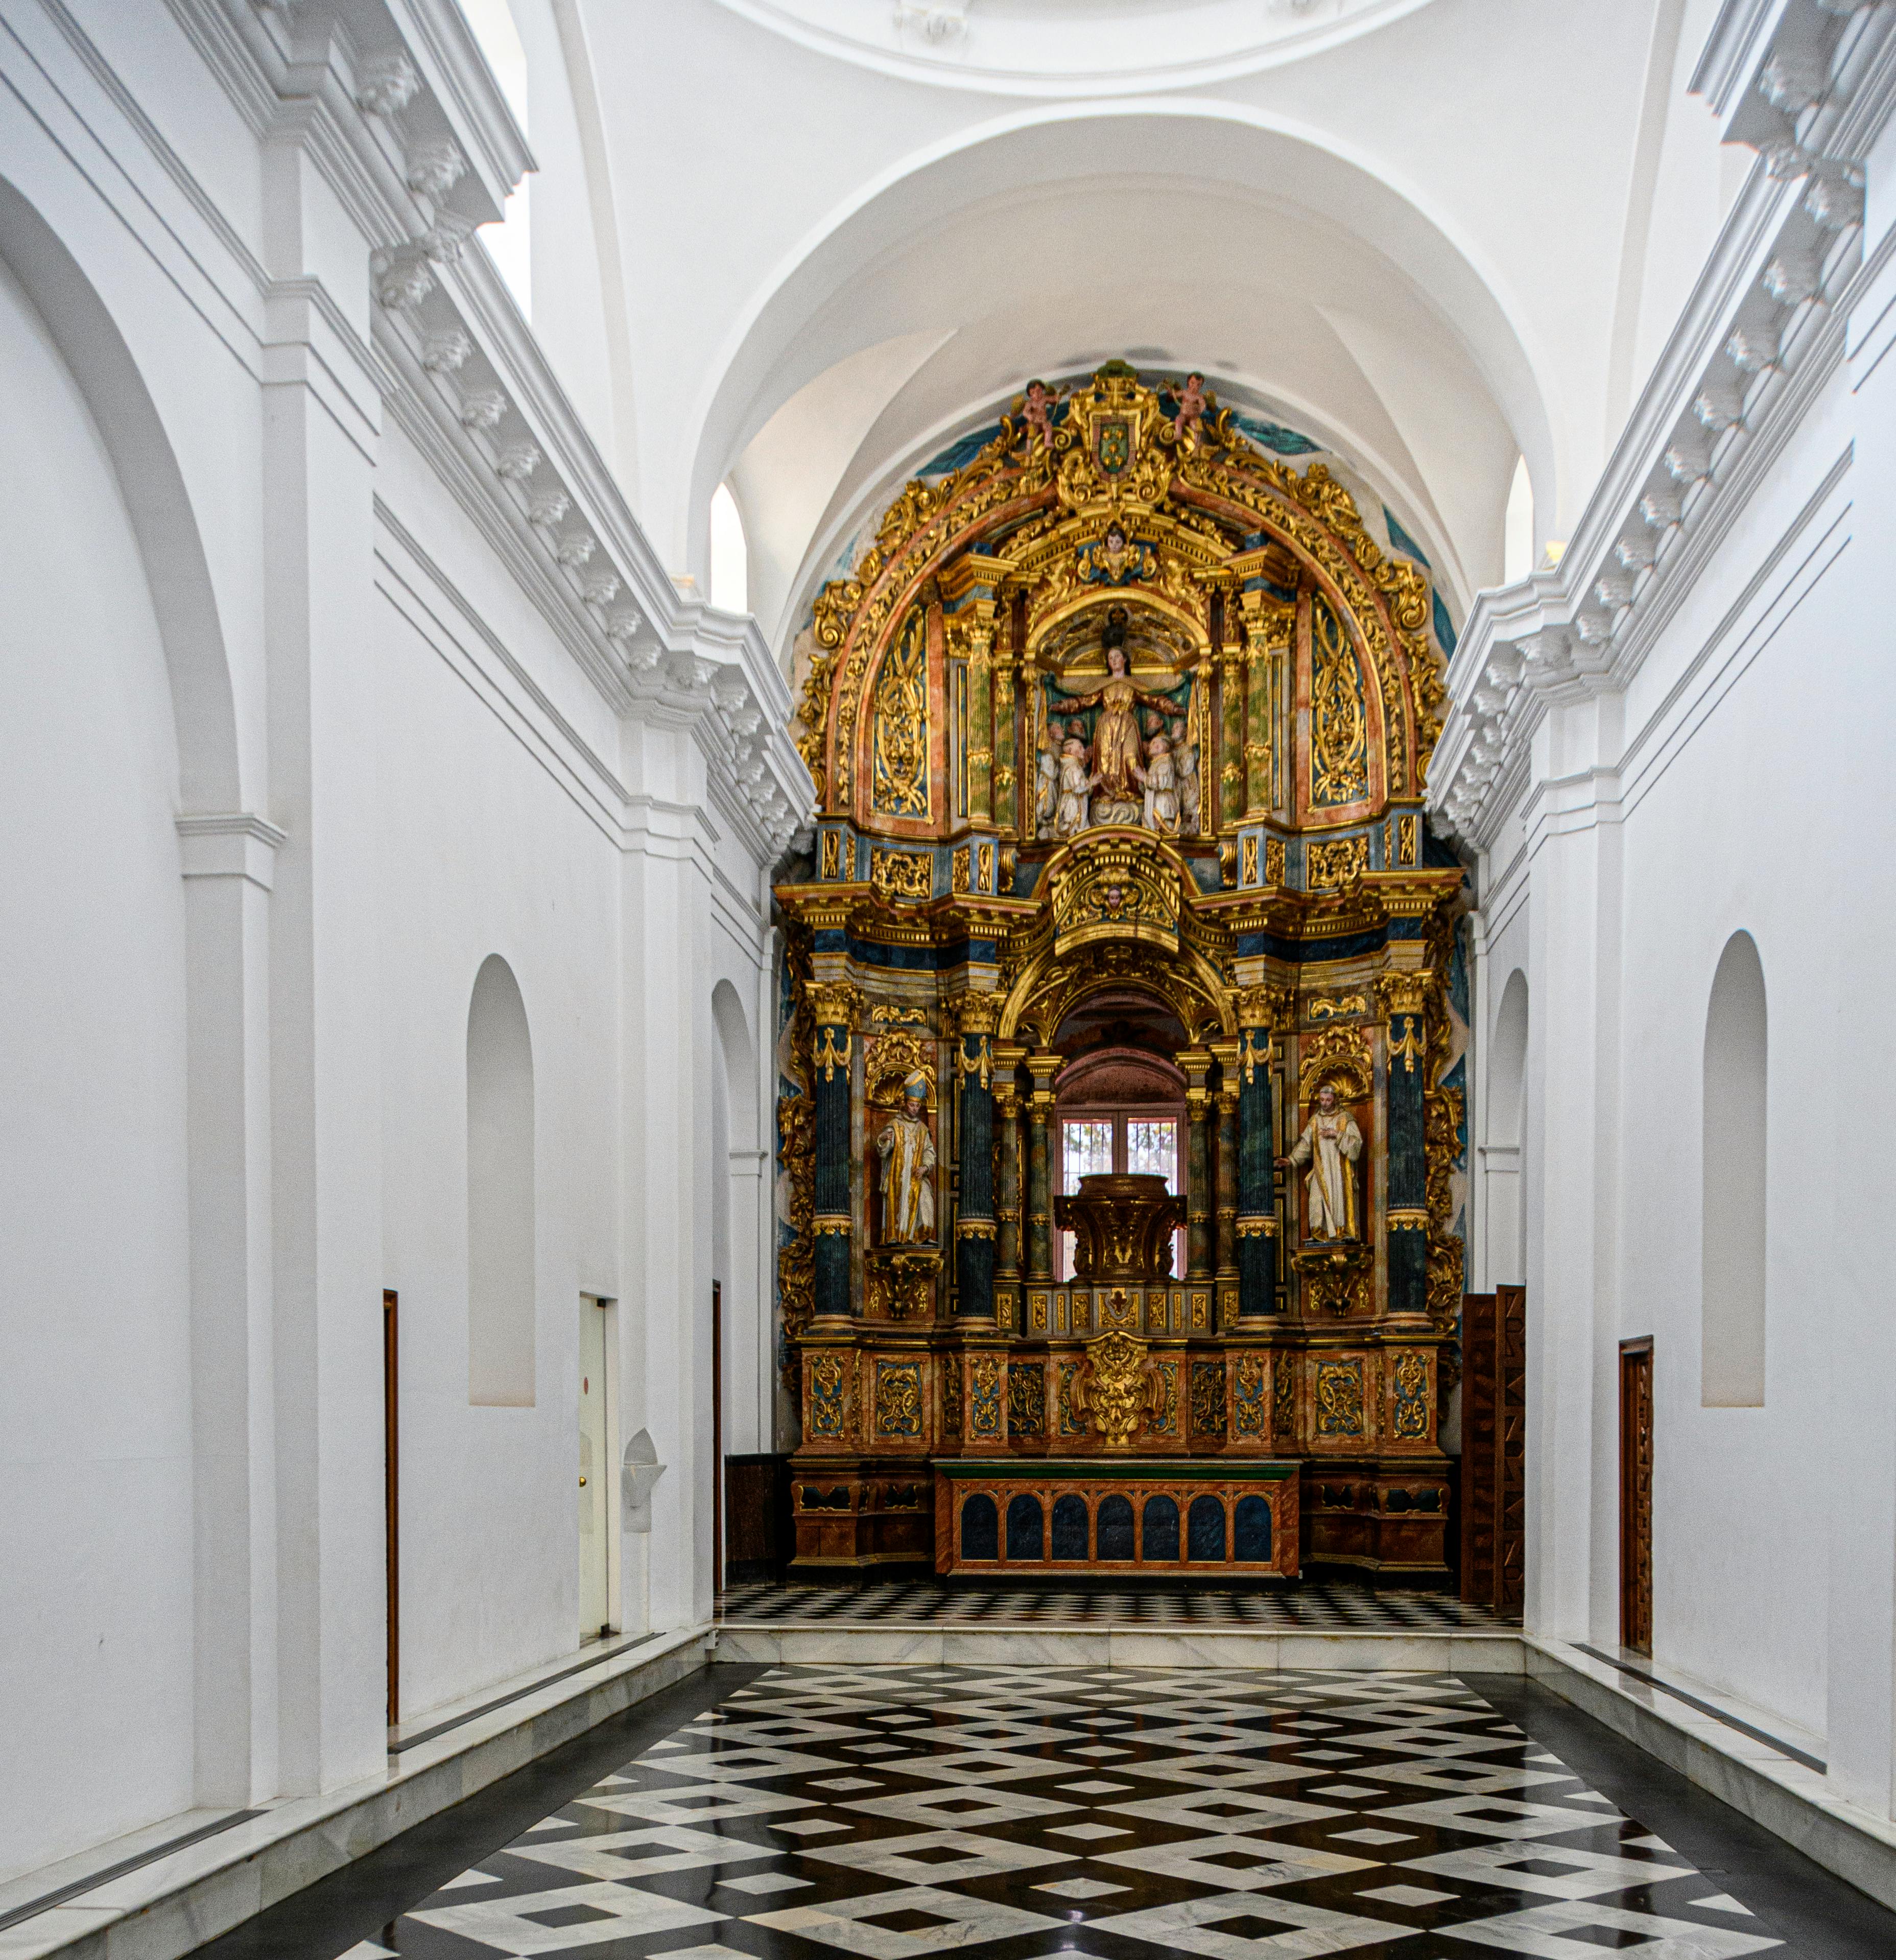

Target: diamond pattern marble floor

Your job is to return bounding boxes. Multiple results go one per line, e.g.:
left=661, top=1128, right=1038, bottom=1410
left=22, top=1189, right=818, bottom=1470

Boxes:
left=348, top=1666, right=1786, bottom=1958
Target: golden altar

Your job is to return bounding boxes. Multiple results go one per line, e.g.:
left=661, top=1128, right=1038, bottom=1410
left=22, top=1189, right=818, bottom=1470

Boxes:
left=774, top=364, right=1466, bottom=1578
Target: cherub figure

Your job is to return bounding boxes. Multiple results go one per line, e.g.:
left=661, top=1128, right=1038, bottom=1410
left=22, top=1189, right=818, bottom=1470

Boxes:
left=1022, top=379, right=1058, bottom=451
left=1172, top=371, right=1208, bottom=442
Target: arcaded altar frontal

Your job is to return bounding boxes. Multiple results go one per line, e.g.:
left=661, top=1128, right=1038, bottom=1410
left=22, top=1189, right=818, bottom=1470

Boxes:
left=774, top=364, right=1468, bottom=1578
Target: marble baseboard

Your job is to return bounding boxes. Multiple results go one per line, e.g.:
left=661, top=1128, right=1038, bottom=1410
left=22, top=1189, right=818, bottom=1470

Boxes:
left=5, top=1629, right=711, bottom=1960
left=711, top=1626, right=1525, bottom=1672
left=1526, top=1634, right=1896, bottom=1912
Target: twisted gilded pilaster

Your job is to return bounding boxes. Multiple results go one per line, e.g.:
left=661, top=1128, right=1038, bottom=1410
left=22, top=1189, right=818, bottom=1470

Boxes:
left=963, top=617, right=994, bottom=830
left=1211, top=1040, right=1240, bottom=1317
left=1378, top=967, right=1432, bottom=1320
left=804, top=979, right=862, bottom=1321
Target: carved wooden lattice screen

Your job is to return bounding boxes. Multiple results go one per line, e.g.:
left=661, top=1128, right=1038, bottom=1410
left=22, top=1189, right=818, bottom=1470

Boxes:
left=1460, top=1286, right=1525, bottom=1616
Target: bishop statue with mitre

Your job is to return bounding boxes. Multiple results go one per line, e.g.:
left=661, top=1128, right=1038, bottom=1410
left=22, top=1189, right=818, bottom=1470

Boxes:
left=875, top=1072, right=937, bottom=1243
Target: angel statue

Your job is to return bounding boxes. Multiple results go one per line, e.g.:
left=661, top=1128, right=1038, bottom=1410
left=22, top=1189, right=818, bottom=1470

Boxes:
left=876, top=1073, right=936, bottom=1243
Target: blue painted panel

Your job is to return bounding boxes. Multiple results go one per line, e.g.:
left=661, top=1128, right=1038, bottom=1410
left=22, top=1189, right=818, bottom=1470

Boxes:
left=1006, top=1493, right=1045, bottom=1561
left=1187, top=1494, right=1226, bottom=1561
left=1142, top=1494, right=1180, bottom=1561
left=961, top=1494, right=998, bottom=1561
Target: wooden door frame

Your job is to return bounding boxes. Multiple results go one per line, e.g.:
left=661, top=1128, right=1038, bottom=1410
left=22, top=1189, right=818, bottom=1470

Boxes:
left=383, top=1289, right=399, bottom=1727
left=1619, top=1336, right=1654, bottom=1656
left=712, top=1280, right=723, bottom=1597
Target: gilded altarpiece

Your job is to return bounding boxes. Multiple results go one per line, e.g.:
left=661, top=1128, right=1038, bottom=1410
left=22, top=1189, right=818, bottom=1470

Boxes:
left=776, top=365, right=1465, bottom=1578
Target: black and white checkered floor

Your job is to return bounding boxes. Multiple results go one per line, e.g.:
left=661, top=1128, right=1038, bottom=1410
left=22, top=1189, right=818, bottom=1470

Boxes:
left=340, top=1665, right=1781, bottom=1958
left=717, top=1580, right=1505, bottom=1628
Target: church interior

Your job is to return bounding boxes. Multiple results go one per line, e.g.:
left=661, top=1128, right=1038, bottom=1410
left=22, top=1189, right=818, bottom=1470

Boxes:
left=3, top=2, right=1893, bottom=1956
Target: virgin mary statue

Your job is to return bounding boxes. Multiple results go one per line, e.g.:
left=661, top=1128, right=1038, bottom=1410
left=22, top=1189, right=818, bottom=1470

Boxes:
left=1059, top=613, right=1179, bottom=821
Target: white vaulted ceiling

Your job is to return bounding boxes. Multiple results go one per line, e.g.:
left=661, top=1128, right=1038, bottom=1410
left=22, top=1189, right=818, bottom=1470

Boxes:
left=503, top=0, right=1739, bottom=668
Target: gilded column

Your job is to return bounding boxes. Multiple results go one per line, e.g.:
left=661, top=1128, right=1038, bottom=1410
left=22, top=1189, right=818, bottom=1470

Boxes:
left=1211, top=1040, right=1240, bottom=1312
left=992, top=628, right=1018, bottom=841
left=1241, top=596, right=1292, bottom=819
left=1236, top=989, right=1282, bottom=1321
left=805, top=980, right=860, bottom=1320
left=964, top=618, right=994, bottom=830
left=954, top=995, right=1000, bottom=1321
left=1379, top=970, right=1432, bottom=1318
left=1025, top=1050, right=1060, bottom=1284
left=993, top=1044, right=1026, bottom=1330
left=1179, top=1047, right=1214, bottom=1282
left=1219, top=645, right=1246, bottom=831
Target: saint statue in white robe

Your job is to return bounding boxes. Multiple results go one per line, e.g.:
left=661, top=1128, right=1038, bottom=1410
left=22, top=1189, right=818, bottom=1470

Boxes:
left=875, top=1077, right=937, bottom=1242
left=1279, top=1082, right=1362, bottom=1240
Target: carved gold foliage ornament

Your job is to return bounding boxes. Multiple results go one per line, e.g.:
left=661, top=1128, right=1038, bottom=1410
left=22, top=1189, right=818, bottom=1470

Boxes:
left=804, top=979, right=862, bottom=1030
left=870, top=846, right=933, bottom=902
left=874, top=1359, right=923, bottom=1437
left=1048, top=831, right=1182, bottom=954
left=865, top=1030, right=937, bottom=1108
left=870, top=606, right=930, bottom=818
left=1234, top=1354, right=1268, bottom=1437
left=1392, top=1350, right=1430, bottom=1440
left=1008, top=1360, right=1046, bottom=1438
left=814, top=1025, right=848, bottom=1083
left=1074, top=1329, right=1149, bottom=1448
left=1315, top=1356, right=1366, bottom=1437
left=1191, top=1359, right=1227, bottom=1439
left=1307, top=835, right=1369, bottom=890
left=807, top=1352, right=848, bottom=1440
left=1299, top=1024, right=1372, bottom=1105
left=968, top=1353, right=1002, bottom=1436
left=1309, top=994, right=1368, bottom=1021
left=1273, top=1353, right=1296, bottom=1440
left=1310, top=593, right=1370, bottom=806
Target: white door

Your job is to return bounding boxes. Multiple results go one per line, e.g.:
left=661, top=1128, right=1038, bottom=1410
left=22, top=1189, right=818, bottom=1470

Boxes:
left=579, top=1297, right=611, bottom=1638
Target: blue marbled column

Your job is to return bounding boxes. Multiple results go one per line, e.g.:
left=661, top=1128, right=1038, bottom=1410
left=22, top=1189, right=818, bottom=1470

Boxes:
left=956, top=1027, right=996, bottom=1321
left=809, top=995, right=855, bottom=1318
left=1383, top=980, right=1430, bottom=1316
left=1236, top=1025, right=1277, bottom=1320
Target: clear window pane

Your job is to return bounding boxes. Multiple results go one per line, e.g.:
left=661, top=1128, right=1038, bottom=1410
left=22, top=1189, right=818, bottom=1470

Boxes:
left=1062, top=1120, right=1113, bottom=1191
left=1059, top=1119, right=1113, bottom=1283
left=1125, top=1117, right=1178, bottom=1188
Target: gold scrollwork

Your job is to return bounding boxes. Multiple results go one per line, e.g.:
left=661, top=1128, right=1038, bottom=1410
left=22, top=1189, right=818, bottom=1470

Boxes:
left=1299, top=1024, right=1372, bottom=1105
left=871, top=846, right=934, bottom=902
left=865, top=1030, right=937, bottom=1109
left=1388, top=1015, right=1424, bottom=1075
left=873, top=1359, right=923, bottom=1437
left=968, top=1353, right=1002, bottom=1435
left=1310, top=591, right=1369, bottom=806
left=1007, top=1361, right=1046, bottom=1438
left=1234, top=1354, right=1268, bottom=1437
left=1315, top=1356, right=1366, bottom=1437
left=1307, top=835, right=1369, bottom=889
left=807, top=1352, right=848, bottom=1441
left=1191, top=1360, right=1227, bottom=1438
left=1048, top=832, right=1182, bottom=954
left=1391, top=1350, right=1430, bottom=1439
left=1265, top=836, right=1286, bottom=885
left=1308, top=994, right=1367, bottom=1021
left=870, top=605, right=930, bottom=818
left=819, top=829, right=844, bottom=880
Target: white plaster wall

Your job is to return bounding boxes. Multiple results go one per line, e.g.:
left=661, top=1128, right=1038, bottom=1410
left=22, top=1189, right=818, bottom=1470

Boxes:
left=0, top=256, right=194, bottom=1875
left=374, top=472, right=625, bottom=1714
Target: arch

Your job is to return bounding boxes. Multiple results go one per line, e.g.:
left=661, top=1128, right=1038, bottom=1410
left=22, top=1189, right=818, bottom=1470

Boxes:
left=1187, top=1494, right=1227, bottom=1561
left=680, top=103, right=1557, bottom=599
left=468, top=956, right=536, bottom=1406
left=711, top=979, right=764, bottom=1452
left=1096, top=1493, right=1134, bottom=1559
left=960, top=1492, right=999, bottom=1560
left=1486, top=968, right=1528, bottom=1288
left=1142, top=1493, right=1180, bottom=1561
left=0, top=178, right=238, bottom=811
left=1234, top=1494, right=1273, bottom=1562
left=1051, top=1493, right=1089, bottom=1559
left=1702, top=932, right=1766, bottom=1408
left=1005, top=1492, right=1044, bottom=1561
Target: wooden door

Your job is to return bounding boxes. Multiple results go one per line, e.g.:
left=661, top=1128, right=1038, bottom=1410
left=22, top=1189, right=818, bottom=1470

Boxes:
left=383, top=1290, right=399, bottom=1727
left=1459, top=1285, right=1526, bottom=1616
left=1620, top=1338, right=1654, bottom=1655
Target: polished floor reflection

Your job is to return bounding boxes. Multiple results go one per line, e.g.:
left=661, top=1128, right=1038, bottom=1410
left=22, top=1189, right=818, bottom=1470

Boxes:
left=306, top=1666, right=1796, bottom=1958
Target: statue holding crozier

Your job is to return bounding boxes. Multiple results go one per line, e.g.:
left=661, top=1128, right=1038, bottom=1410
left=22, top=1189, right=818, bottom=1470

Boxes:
left=875, top=1071, right=937, bottom=1243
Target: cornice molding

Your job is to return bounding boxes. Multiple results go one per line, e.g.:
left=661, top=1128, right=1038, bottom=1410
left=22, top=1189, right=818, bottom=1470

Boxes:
left=1431, top=0, right=1894, bottom=854
left=164, top=0, right=811, bottom=863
